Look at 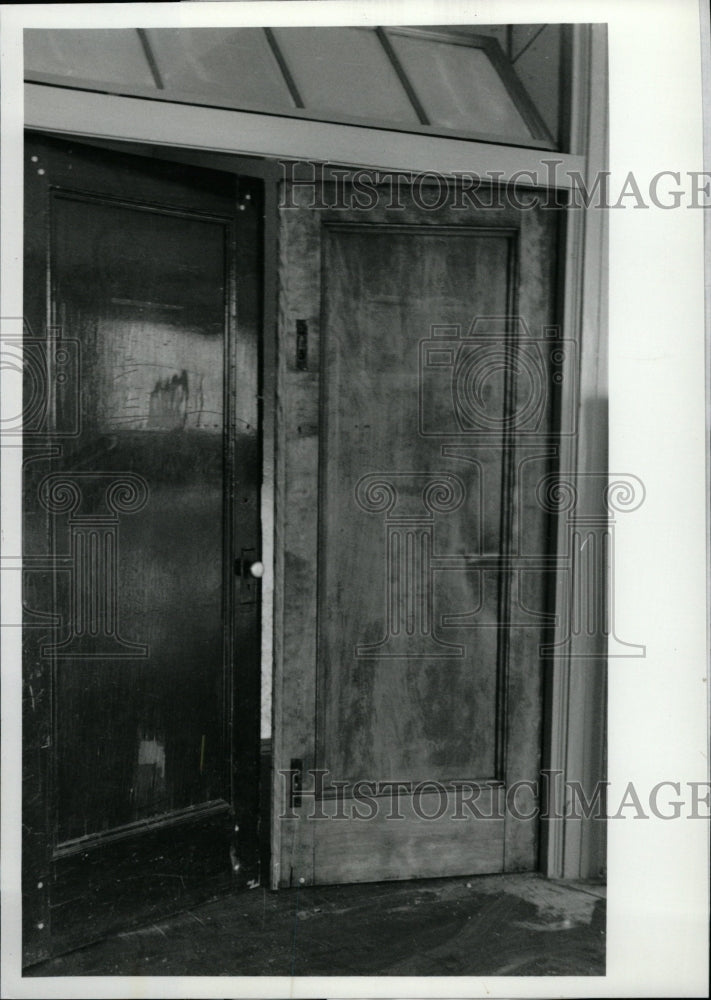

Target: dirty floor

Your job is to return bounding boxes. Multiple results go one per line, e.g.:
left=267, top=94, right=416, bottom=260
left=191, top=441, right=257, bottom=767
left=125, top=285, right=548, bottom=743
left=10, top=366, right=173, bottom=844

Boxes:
left=26, top=873, right=605, bottom=977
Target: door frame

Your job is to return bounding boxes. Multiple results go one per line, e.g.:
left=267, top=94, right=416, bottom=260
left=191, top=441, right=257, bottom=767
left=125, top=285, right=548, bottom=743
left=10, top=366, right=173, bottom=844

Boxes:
left=17, top=23, right=609, bottom=884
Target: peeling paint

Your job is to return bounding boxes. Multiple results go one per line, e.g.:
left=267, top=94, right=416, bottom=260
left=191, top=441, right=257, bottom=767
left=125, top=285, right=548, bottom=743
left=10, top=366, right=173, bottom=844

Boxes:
left=147, top=370, right=189, bottom=430
left=137, top=736, right=166, bottom=777
left=133, top=733, right=168, bottom=814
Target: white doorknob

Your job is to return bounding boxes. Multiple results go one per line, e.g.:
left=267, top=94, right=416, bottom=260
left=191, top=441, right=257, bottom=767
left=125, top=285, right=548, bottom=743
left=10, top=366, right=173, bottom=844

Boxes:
left=249, top=561, right=264, bottom=579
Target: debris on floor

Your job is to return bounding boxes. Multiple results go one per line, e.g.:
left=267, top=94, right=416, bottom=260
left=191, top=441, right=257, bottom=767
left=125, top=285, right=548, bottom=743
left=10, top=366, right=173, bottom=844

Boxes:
left=26, top=872, right=606, bottom=977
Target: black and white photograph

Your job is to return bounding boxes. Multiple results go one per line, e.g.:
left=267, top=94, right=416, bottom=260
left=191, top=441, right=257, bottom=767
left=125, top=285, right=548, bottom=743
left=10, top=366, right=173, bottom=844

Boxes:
left=0, top=2, right=708, bottom=997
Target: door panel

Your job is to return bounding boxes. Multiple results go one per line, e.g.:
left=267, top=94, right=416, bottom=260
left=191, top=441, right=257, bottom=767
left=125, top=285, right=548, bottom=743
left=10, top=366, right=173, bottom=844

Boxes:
left=51, top=195, right=228, bottom=842
left=22, top=135, right=262, bottom=964
left=319, top=226, right=512, bottom=787
left=276, top=180, right=560, bottom=886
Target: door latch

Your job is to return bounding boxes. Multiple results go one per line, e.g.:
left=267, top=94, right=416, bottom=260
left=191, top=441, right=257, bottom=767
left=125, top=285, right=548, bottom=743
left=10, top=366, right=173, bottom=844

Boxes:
left=235, top=548, right=262, bottom=604
left=296, top=320, right=308, bottom=371
left=289, top=757, right=303, bottom=808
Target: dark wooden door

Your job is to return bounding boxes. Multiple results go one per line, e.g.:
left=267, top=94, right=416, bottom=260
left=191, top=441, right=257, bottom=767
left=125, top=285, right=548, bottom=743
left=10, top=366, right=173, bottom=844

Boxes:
left=276, top=179, right=562, bottom=885
left=22, top=135, right=262, bottom=964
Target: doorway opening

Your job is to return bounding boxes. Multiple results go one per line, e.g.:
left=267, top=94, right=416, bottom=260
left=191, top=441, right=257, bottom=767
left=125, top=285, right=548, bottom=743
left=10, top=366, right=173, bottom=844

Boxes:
left=22, top=127, right=604, bottom=968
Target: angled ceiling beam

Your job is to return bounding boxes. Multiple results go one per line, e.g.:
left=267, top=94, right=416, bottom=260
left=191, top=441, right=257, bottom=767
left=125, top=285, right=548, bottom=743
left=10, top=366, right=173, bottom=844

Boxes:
left=263, top=28, right=304, bottom=109
left=136, top=28, right=164, bottom=90
left=512, top=25, right=547, bottom=65
left=375, top=27, right=430, bottom=126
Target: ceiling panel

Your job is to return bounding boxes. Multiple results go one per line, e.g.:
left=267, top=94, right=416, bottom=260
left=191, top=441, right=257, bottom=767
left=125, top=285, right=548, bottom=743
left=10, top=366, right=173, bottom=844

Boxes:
left=24, top=28, right=156, bottom=88
left=145, top=28, right=296, bottom=108
left=387, top=31, right=534, bottom=140
left=272, top=27, right=420, bottom=124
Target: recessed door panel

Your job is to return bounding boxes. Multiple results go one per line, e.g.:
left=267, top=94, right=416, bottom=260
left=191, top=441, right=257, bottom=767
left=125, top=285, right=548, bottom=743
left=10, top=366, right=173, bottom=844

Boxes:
left=51, top=195, right=229, bottom=842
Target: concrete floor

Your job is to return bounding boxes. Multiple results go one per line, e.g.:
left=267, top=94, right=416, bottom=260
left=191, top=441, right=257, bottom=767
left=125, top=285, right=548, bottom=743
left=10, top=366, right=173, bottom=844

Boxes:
left=27, top=872, right=606, bottom=977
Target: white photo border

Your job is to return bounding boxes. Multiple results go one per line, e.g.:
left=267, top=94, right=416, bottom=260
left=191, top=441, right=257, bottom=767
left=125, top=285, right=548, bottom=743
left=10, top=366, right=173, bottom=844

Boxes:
left=1, top=2, right=708, bottom=997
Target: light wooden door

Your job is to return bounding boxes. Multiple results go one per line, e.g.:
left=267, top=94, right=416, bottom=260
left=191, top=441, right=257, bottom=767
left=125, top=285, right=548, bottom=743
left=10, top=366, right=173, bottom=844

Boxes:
left=23, top=135, right=263, bottom=964
left=275, top=178, right=562, bottom=886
